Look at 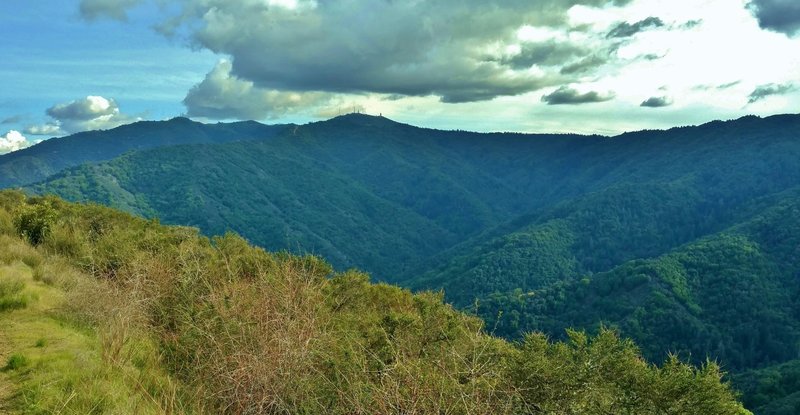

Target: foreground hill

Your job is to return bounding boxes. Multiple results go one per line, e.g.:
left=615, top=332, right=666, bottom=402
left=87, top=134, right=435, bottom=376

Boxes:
left=0, top=192, right=748, bottom=413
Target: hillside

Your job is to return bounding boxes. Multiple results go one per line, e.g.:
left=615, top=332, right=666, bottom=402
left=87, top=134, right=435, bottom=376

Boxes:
left=476, top=188, right=800, bottom=366
left=0, top=117, right=290, bottom=189
left=0, top=191, right=748, bottom=413
left=28, top=113, right=800, bottom=284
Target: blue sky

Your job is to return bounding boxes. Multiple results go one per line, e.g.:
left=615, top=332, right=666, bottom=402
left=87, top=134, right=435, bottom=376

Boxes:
left=2, top=0, right=799, bottom=153
left=0, top=1, right=214, bottom=128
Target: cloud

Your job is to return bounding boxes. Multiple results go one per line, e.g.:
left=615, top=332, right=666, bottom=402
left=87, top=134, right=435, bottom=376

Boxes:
left=184, top=61, right=335, bottom=120
left=29, top=96, right=141, bottom=135
left=747, top=0, right=800, bottom=36
left=541, top=86, right=614, bottom=105
left=0, top=130, right=30, bottom=154
left=680, top=19, right=703, bottom=30
left=80, top=0, right=633, bottom=104
left=747, top=82, right=798, bottom=103
left=80, top=0, right=143, bottom=21
left=640, top=96, right=673, bottom=107
left=1, top=115, right=22, bottom=125
left=559, top=55, right=607, bottom=74
left=717, top=81, right=742, bottom=89
left=692, top=81, right=741, bottom=91
left=502, top=41, right=589, bottom=70
left=47, top=95, right=119, bottom=122
left=23, top=123, right=64, bottom=136
left=607, top=17, right=665, bottom=38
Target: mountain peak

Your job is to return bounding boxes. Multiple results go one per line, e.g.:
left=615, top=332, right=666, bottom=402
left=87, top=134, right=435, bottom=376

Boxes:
left=321, top=112, right=401, bottom=128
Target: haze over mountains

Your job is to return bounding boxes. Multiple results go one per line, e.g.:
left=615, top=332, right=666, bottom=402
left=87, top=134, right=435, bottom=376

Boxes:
left=3, top=112, right=800, bottom=413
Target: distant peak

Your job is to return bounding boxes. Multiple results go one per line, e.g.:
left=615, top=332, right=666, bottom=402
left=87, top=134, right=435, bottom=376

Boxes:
left=167, top=116, right=194, bottom=123
left=331, top=113, right=385, bottom=121
left=319, top=112, right=404, bottom=128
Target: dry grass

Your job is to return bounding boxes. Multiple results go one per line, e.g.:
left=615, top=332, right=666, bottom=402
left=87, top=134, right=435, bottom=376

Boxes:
left=0, top=235, right=42, bottom=269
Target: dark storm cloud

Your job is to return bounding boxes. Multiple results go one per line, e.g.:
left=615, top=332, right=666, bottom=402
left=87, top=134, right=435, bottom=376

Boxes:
left=606, top=17, right=665, bottom=38
left=747, top=0, right=800, bottom=36
left=747, top=82, right=798, bottom=103
left=640, top=96, right=673, bottom=108
left=541, top=86, right=614, bottom=105
left=79, top=0, right=633, bottom=107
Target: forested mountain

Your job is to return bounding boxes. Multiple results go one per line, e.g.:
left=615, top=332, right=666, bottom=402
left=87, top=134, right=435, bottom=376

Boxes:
left=0, top=117, right=290, bottom=188
left=27, top=113, right=800, bottom=283
left=8, top=112, right=800, bottom=413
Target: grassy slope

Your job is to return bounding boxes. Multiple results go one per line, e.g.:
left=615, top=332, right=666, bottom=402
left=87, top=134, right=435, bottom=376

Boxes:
left=0, top=247, right=181, bottom=414
left=0, top=192, right=750, bottom=414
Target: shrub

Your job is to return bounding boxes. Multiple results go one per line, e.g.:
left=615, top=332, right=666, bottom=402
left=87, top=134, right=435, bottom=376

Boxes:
left=13, top=201, right=57, bottom=246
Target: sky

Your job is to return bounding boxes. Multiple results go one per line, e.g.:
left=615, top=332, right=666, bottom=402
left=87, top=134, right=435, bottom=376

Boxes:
left=1, top=0, right=799, bottom=153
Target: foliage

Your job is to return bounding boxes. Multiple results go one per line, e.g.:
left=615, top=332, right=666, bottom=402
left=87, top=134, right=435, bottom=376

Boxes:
left=0, top=117, right=290, bottom=188
left=477, top=191, right=800, bottom=376
left=13, top=198, right=58, bottom=246
left=734, top=359, right=800, bottom=415
left=0, top=191, right=749, bottom=413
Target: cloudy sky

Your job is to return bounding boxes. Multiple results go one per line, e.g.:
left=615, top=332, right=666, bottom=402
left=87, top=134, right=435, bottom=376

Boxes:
left=1, top=0, right=799, bottom=152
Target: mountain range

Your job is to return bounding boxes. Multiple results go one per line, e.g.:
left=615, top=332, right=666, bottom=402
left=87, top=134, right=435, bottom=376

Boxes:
left=3, top=112, right=800, bottom=414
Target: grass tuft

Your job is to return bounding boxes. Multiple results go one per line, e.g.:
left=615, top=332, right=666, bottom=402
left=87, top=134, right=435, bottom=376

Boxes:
left=0, top=278, right=28, bottom=312
left=4, top=353, right=29, bottom=371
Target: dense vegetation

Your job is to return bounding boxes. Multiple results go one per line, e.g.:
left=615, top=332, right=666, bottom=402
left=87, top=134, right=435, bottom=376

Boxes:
left=0, top=117, right=289, bottom=188
left=735, top=359, right=800, bottom=415
left=0, top=191, right=749, bottom=413
left=11, top=112, right=800, bottom=412
left=476, top=190, right=800, bottom=367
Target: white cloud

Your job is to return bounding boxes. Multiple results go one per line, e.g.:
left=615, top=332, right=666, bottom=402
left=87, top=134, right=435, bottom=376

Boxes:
left=0, top=130, right=30, bottom=154
left=184, top=60, right=336, bottom=120
left=31, top=95, right=142, bottom=134
left=23, top=123, right=63, bottom=136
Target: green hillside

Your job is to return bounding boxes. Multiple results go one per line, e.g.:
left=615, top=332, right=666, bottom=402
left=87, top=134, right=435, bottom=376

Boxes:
left=0, top=117, right=290, bottom=189
left=0, top=191, right=748, bottom=413
left=477, top=188, right=800, bottom=368
left=29, top=113, right=800, bottom=285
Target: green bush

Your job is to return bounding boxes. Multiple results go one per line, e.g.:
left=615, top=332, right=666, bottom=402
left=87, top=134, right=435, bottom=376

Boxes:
left=13, top=200, right=57, bottom=246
